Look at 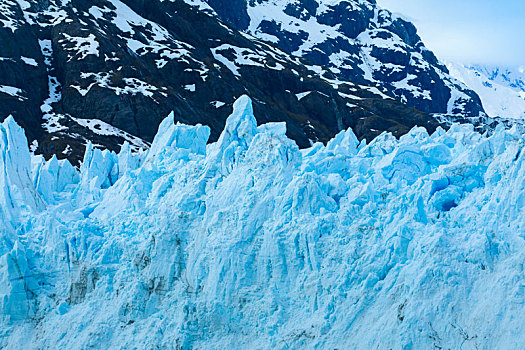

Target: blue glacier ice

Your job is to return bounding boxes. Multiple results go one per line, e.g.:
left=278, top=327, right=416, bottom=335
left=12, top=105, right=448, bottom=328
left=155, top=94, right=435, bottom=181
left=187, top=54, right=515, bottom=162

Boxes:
left=1, top=96, right=525, bottom=348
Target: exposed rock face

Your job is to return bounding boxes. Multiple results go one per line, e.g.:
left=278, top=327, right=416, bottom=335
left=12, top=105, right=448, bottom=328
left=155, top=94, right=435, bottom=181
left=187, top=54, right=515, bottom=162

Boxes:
left=0, top=0, right=484, bottom=165
left=202, top=0, right=486, bottom=119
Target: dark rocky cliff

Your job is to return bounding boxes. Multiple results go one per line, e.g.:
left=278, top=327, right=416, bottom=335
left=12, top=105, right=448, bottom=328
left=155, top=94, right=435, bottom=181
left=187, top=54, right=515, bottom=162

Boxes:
left=0, top=0, right=451, bottom=163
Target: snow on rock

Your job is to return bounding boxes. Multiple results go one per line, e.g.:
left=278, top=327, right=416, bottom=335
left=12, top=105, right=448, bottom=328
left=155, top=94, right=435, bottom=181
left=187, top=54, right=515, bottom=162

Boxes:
left=0, top=1, right=24, bottom=32
left=38, top=38, right=67, bottom=133
left=2, top=96, right=525, bottom=348
left=211, top=44, right=281, bottom=77
left=71, top=117, right=150, bottom=151
left=0, top=85, right=26, bottom=101
left=59, top=33, right=100, bottom=61
left=204, top=0, right=486, bottom=120
left=447, top=62, right=525, bottom=120
left=296, top=91, right=312, bottom=101
left=70, top=72, right=167, bottom=100
left=20, top=56, right=38, bottom=66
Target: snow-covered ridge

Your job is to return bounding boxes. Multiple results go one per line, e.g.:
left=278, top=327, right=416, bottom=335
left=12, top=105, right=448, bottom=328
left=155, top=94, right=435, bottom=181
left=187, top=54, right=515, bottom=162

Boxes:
left=447, top=63, right=525, bottom=121
left=2, top=96, right=525, bottom=348
left=199, top=0, right=487, bottom=120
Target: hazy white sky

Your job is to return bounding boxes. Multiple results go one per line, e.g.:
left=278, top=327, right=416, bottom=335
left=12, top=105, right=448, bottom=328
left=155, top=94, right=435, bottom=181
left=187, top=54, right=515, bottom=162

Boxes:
left=377, top=0, right=525, bottom=67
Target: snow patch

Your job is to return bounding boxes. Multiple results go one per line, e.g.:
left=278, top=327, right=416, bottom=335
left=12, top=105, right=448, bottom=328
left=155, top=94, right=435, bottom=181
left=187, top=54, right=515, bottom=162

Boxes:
left=20, top=56, right=38, bottom=66
left=71, top=117, right=149, bottom=151
left=59, top=33, right=100, bottom=61
left=296, top=91, right=312, bottom=101
left=0, top=85, right=26, bottom=100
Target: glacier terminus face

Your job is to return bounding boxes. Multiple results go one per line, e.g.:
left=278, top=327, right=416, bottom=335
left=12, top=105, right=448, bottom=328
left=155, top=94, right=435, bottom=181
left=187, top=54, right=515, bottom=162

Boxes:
left=1, top=96, right=525, bottom=349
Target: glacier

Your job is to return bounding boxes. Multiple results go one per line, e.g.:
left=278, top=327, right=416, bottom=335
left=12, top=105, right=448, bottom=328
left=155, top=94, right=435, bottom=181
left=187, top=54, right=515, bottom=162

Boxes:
left=1, top=95, right=525, bottom=349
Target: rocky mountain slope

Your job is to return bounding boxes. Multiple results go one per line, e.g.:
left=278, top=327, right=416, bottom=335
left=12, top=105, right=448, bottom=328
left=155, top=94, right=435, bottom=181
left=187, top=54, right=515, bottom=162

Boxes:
left=1, top=96, right=525, bottom=349
left=0, top=0, right=490, bottom=164
left=447, top=63, right=525, bottom=121
left=202, top=0, right=486, bottom=120
left=0, top=0, right=444, bottom=164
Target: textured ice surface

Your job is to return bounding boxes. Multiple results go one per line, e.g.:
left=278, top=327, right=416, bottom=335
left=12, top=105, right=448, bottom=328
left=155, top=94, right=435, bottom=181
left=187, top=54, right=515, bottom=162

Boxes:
left=1, top=97, right=525, bottom=349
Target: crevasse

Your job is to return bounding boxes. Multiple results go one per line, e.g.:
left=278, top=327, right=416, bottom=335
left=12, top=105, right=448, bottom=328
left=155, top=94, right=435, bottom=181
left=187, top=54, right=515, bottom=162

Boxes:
left=1, top=95, right=525, bottom=349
